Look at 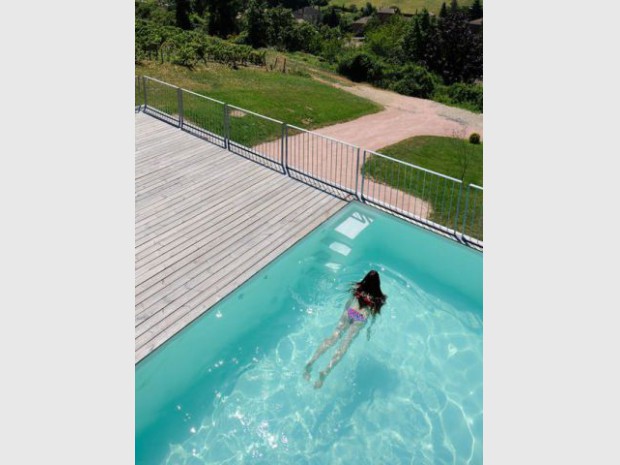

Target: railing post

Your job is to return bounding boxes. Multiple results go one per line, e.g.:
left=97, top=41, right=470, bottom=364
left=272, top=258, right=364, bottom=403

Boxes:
left=461, top=184, right=471, bottom=238
left=360, top=150, right=367, bottom=202
left=355, top=147, right=361, bottom=200
left=142, top=76, right=148, bottom=109
left=454, top=182, right=463, bottom=235
left=281, top=123, right=288, bottom=175
left=177, top=87, right=184, bottom=128
left=223, top=103, right=230, bottom=150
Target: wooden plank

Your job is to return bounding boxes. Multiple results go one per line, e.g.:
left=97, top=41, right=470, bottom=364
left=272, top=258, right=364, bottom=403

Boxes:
left=134, top=170, right=278, bottom=259
left=136, top=159, right=257, bottom=228
left=136, top=197, right=345, bottom=360
left=135, top=197, right=346, bottom=362
left=135, top=181, right=317, bottom=319
left=135, top=168, right=275, bottom=244
left=135, top=113, right=347, bottom=363
left=135, top=174, right=293, bottom=280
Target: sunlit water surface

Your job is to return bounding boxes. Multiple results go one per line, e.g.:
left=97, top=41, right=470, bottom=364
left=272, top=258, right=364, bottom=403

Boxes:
left=136, top=203, right=482, bottom=465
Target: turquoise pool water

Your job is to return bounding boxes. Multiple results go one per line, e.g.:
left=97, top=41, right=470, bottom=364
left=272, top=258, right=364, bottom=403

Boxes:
left=136, top=202, right=483, bottom=465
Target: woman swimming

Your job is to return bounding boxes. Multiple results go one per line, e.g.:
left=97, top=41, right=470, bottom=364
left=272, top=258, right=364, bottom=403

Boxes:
left=304, top=270, right=387, bottom=389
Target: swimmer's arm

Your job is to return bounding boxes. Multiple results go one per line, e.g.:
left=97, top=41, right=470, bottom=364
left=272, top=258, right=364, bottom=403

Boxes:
left=366, top=314, right=377, bottom=341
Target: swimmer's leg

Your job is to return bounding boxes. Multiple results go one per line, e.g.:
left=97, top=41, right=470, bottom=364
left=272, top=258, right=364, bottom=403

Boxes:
left=305, top=312, right=349, bottom=380
left=314, top=323, right=363, bottom=389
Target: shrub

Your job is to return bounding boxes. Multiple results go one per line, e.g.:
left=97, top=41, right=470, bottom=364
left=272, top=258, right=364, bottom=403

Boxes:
left=317, top=25, right=345, bottom=63
left=364, top=15, right=408, bottom=63
left=469, top=133, right=481, bottom=144
left=447, top=82, right=483, bottom=112
left=286, top=21, right=320, bottom=53
left=385, top=64, right=437, bottom=98
left=135, top=43, right=146, bottom=64
left=431, top=81, right=483, bottom=113
left=337, top=51, right=384, bottom=82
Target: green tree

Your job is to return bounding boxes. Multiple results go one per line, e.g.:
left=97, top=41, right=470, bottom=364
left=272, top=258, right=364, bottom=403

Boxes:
left=322, top=6, right=341, bottom=27
left=135, top=1, right=175, bottom=25
left=192, top=0, right=208, bottom=16
left=287, top=20, right=321, bottom=52
left=246, top=0, right=268, bottom=47
left=365, top=15, right=409, bottom=64
left=439, top=2, right=448, bottom=18
left=318, top=25, right=345, bottom=62
left=361, top=2, right=376, bottom=16
left=402, top=9, right=440, bottom=70
left=470, top=0, right=483, bottom=20
left=266, top=7, right=295, bottom=49
left=175, top=0, right=191, bottom=30
left=437, top=9, right=481, bottom=83
left=208, top=0, right=241, bottom=37
left=267, top=0, right=311, bottom=8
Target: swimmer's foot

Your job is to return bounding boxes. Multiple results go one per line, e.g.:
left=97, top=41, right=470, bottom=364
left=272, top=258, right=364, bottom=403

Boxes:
left=303, top=363, right=312, bottom=381
left=313, top=371, right=327, bottom=389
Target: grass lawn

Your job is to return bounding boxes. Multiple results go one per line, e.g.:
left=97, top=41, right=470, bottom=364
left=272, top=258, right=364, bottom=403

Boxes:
left=373, top=135, right=482, bottom=186
left=329, top=0, right=475, bottom=15
left=364, top=135, right=483, bottom=238
left=135, top=60, right=381, bottom=131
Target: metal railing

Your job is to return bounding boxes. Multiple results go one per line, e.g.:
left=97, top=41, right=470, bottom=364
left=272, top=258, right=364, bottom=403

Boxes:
left=182, top=90, right=227, bottom=148
left=460, top=184, right=483, bottom=247
left=361, top=150, right=465, bottom=238
left=286, top=125, right=360, bottom=197
left=142, top=77, right=180, bottom=127
left=137, top=75, right=483, bottom=249
left=227, top=104, right=284, bottom=173
left=135, top=76, right=144, bottom=111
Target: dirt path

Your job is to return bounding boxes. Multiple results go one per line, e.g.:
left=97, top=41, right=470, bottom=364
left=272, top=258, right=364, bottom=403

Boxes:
left=311, top=75, right=483, bottom=150
left=252, top=74, right=483, bottom=225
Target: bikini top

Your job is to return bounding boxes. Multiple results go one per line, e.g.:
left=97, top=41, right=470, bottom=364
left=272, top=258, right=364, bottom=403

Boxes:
left=354, top=290, right=375, bottom=308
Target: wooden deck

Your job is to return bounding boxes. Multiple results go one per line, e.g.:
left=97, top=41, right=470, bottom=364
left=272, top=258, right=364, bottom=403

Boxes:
left=135, top=113, right=347, bottom=363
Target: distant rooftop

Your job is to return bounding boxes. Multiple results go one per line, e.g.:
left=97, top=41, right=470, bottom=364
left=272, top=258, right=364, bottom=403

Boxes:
left=293, top=6, right=321, bottom=24
left=352, top=16, right=371, bottom=25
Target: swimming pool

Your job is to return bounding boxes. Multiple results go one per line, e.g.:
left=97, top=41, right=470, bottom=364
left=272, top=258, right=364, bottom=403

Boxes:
left=136, top=202, right=482, bottom=465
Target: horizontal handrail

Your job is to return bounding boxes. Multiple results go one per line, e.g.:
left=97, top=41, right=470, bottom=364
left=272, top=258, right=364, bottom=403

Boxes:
left=364, top=149, right=464, bottom=183
left=287, top=124, right=361, bottom=150
left=228, top=104, right=283, bottom=124
left=181, top=88, right=226, bottom=106
left=143, top=75, right=179, bottom=89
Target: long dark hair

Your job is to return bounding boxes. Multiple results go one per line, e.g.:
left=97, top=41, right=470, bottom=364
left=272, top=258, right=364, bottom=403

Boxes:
left=351, top=270, right=387, bottom=315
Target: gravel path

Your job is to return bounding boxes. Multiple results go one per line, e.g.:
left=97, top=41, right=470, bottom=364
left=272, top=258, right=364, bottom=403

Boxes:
left=312, top=76, right=483, bottom=150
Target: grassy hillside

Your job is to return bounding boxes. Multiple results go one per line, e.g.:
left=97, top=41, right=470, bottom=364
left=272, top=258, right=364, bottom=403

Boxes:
left=329, top=0, right=476, bottom=15
left=135, top=61, right=381, bottom=130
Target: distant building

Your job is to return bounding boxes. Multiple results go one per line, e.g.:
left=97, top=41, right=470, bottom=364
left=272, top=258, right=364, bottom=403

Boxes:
left=468, top=17, right=483, bottom=32
left=351, top=16, right=371, bottom=36
left=293, top=6, right=321, bottom=25
left=377, top=7, right=397, bottom=23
